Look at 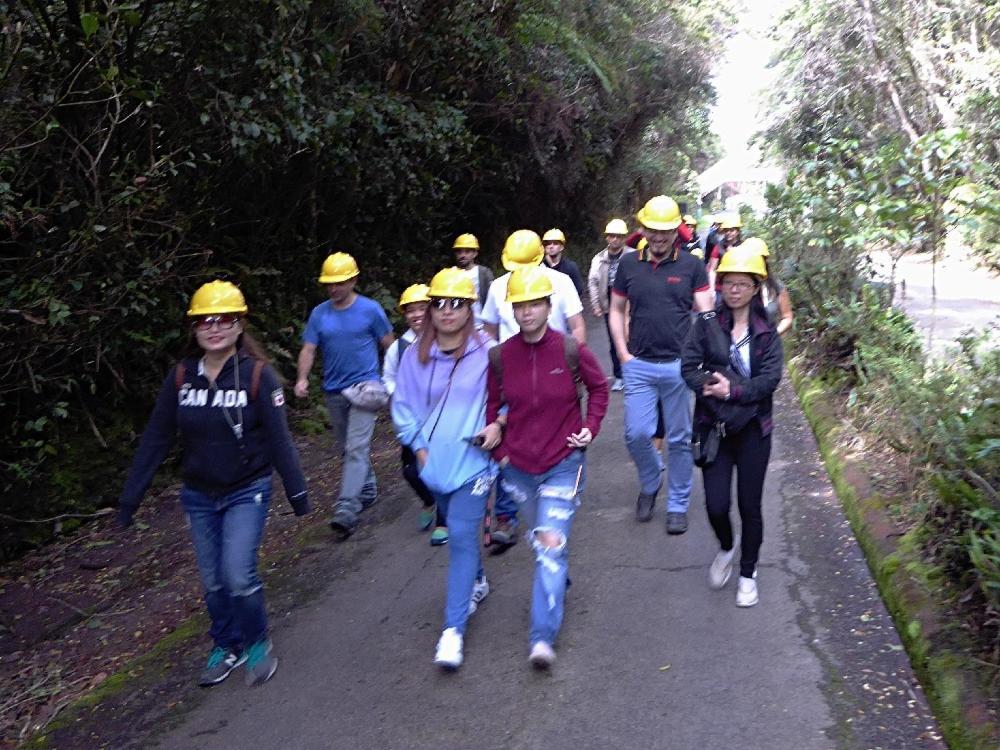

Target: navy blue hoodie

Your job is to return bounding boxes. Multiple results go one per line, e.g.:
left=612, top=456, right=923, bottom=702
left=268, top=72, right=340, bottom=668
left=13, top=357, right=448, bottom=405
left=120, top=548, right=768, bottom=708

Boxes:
left=118, top=352, right=308, bottom=523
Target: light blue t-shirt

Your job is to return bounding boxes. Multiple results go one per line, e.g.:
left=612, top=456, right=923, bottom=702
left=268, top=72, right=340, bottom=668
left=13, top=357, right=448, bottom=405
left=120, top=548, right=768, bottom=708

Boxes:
left=303, top=295, right=392, bottom=392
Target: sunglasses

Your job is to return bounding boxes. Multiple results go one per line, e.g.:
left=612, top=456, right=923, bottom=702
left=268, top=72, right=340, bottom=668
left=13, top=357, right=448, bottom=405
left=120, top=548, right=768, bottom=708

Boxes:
left=191, top=314, right=241, bottom=331
left=431, top=298, right=469, bottom=311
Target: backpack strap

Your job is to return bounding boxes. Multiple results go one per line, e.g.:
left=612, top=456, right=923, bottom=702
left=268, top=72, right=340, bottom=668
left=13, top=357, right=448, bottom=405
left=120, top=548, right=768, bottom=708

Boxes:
left=487, top=345, right=504, bottom=404
left=562, top=335, right=586, bottom=405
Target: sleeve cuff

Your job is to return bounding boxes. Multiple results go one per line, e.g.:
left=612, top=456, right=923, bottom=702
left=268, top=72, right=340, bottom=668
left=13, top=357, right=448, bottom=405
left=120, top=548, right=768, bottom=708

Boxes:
left=695, top=284, right=710, bottom=293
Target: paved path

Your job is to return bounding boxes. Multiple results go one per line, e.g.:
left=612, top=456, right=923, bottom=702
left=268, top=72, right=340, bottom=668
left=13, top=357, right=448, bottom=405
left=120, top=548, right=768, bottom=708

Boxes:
left=156, top=320, right=943, bottom=750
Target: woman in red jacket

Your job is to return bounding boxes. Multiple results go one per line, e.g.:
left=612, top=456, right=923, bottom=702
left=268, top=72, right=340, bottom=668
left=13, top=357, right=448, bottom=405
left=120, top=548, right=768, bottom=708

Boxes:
left=480, top=267, right=609, bottom=668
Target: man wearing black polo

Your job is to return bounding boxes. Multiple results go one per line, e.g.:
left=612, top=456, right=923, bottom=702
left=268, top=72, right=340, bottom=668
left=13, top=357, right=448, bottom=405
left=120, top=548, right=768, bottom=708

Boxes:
left=609, top=195, right=713, bottom=533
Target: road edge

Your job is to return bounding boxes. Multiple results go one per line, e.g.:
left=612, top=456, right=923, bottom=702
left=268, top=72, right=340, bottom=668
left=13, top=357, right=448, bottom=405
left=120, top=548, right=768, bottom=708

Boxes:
left=788, top=354, right=999, bottom=750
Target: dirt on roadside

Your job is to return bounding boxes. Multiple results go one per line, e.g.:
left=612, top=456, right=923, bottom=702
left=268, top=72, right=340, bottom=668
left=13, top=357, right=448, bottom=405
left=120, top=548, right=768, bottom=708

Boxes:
left=0, top=422, right=407, bottom=749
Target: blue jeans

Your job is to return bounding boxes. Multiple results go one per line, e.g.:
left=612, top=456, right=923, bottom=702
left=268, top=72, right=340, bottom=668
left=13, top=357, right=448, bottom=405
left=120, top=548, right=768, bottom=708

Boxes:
left=437, top=472, right=495, bottom=634
left=622, top=357, right=693, bottom=511
left=181, top=476, right=271, bottom=650
left=325, top=392, right=378, bottom=523
left=500, top=450, right=585, bottom=646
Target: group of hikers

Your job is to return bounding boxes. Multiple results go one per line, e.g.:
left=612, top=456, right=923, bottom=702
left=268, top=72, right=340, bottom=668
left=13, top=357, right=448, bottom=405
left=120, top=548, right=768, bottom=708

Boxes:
left=116, top=194, right=793, bottom=686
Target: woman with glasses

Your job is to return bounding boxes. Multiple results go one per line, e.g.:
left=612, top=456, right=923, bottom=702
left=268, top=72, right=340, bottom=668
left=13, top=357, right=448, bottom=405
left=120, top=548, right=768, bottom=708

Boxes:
left=391, top=267, right=496, bottom=670
left=681, top=248, right=783, bottom=607
left=117, top=280, right=309, bottom=687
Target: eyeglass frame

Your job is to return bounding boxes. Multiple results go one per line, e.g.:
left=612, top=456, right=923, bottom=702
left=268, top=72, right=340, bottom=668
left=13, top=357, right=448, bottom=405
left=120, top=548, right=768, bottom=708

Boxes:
left=190, top=313, right=242, bottom=331
left=430, top=297, right=471, bottom=311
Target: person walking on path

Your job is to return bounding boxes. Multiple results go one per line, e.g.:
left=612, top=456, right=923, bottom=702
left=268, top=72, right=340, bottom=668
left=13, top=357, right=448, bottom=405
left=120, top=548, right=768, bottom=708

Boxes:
left=452, top=233, right=494, bottom=323
left=295, top=252, right=394, bottom=539
left=482, top=229, right=586, bottom=347
left=117, top=281, right=310, bottom=688
left=391, top=268, right=496, bottom=670
left=707, top=214, right=743, bottom=290
left=383, top=283, right=447, bottom=543
left=681, top=246, right=783, bottom=607
left=482, top=267, right=609, bottom=668
left=609, top=195, right=713, bottom=534
left=482, top=230, right=586, bottom=551
left=541, top=228, right=586, bottom=299
left=588, top=218, right=633, bottom=392
left=740, top=237, right=794, bottom=336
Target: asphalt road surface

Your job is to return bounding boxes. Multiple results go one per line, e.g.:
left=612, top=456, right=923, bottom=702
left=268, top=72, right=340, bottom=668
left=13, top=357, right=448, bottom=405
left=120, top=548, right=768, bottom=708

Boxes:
left=156, top=317, right=943, bottom=750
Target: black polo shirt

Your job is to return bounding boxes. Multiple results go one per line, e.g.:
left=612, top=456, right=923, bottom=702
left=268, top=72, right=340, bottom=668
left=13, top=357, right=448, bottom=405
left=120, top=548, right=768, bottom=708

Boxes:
left=612, top=248, right=709, bottom=361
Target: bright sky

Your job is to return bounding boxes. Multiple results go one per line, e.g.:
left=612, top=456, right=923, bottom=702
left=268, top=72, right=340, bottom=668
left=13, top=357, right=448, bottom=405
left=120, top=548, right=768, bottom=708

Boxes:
left=709, top=0, right=794, bottom=170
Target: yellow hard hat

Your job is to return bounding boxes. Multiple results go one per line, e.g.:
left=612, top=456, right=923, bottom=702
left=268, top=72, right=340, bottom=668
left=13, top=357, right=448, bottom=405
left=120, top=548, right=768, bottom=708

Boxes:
left=501, top=229, right=544, bottom=271
left=739, top=237, right=770, bottom=258
left=637, top=237, right=648, bottom=250
left=542, top=228, right=566, bottom=244
left=604, top=219, right=628, bottom=235
left=398, top=283, right=431, bottom=311
left=428, top=267, right=477, bottom=300
left=187, top=280, right=248, bottom=316
left=716, top=245, right=767, bottom=278
left=318, top=252, right=360, bottom=283
left=719, top=215, right=743, bottom=230
left=690, top=246, right=705, bottom=260
left=636, top=195, right=682, bottom=231
left=452, top=233, right=480, bottom=250
left=682, top=214, right=697, bottom=226
left=506, top=267, right=554, bottom=304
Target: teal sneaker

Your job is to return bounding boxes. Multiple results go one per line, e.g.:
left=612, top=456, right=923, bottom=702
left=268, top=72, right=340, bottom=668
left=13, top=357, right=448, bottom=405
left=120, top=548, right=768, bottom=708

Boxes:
left=418, top=507, right=436, bottom=532
left=198, top=646, right=246, bottom=687
left=244, top=639, right=278, bottom=686
left=430, top=526, right=449, bottom=546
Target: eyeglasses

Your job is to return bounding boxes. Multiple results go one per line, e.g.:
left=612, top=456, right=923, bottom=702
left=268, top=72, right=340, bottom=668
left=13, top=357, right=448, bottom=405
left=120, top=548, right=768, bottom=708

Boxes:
left=192, top=314, right=241, bottom=331
left=431, top=298, right=469, bottom=311
left=721, top=280, right=755, bottom=291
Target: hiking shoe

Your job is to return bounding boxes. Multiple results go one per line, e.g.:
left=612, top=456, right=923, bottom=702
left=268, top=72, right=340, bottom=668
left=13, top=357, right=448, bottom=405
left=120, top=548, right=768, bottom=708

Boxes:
left=329, top=513, right=357, bottom=540
left=490, top=516, right=518, bottom=551
left=198, top=646, right=246, bottom=687
left=635, top=491, right=656, bottom=523
left=736, top=576, right=759, bottom=607
left=666, top=511, right=688, bottom=535
left=709, top=543, right=738, bottom=589
left=468, top=576, right=490, bottom=615
left=243, top=639, right=278, bottom=686
left=430, top=526, right=449, bottom=546
left=418, top=507, right=436, bottom=532
left=529, top=641, right=556, bottom=669
left=434, top=628, right=463, bottom=670
left=610, top=378, right=624, bottom=392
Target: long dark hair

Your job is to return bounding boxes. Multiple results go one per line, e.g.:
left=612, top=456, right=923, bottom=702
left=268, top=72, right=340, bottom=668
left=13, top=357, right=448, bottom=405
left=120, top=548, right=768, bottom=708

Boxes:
left=181, top=317, right=270, bottom=362
left=761, top=258, right=781, bottom=302
left=416, top=303, right=477, bottom=365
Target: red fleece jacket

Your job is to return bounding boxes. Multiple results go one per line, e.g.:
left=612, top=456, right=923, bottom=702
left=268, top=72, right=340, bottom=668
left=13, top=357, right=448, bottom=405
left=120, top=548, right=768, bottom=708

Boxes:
left=487, top=328, right=610, bottom=474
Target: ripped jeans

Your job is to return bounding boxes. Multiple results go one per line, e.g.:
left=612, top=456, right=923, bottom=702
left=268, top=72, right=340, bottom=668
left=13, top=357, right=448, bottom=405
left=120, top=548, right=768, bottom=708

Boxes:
left=499, top=450, right=585, bottom=646
left=181, top=476, right=271, bottom=651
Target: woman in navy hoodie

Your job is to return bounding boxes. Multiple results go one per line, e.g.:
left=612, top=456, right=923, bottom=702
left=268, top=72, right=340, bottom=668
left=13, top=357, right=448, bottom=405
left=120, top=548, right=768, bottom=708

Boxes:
left=392, top=267, right=496, bottom=671
left=681, top=247, right=782, bottom=608
left=118, top=281, right=309, bottom=687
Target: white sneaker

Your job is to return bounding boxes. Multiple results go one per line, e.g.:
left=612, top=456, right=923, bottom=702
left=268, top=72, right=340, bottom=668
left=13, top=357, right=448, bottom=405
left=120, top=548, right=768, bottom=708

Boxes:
left=529, top=641, right=555, bottom=669
left=736, top=576, right=758, bottom=607
left=611, top=378, right=624, bottom=392
left=708, top=545, right=737, bottom=589
left=468, top=576, right=490, bottom=615
left=434, top=628, right=463, bottom=669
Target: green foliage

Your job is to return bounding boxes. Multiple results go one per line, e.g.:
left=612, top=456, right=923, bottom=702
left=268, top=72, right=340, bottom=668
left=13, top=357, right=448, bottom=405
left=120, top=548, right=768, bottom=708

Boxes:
left=0, top=0, right=720, bottom=554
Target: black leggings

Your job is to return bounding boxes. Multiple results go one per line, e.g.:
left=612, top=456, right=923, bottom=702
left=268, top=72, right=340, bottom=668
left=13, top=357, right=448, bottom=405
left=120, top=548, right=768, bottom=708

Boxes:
left=401, top=446, right=446, bottom=525
left=701, top=421, right=771, bottom=578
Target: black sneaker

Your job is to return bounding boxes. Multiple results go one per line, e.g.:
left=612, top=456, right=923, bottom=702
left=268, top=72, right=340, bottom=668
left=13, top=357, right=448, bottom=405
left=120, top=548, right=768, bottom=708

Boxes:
left=489, top=516, right=518, bottom=554
left=329, top=513, right=358, bottom=540
left=198, top=646, right=246, bottom=687
left=635, top=492, right=656, bottom=522
left=666, top=511, right=688, bottom=535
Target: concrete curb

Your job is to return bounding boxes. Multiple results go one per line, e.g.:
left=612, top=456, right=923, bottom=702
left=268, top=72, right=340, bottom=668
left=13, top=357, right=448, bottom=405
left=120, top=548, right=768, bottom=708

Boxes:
left=788, top=354, right=999, bottom=750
